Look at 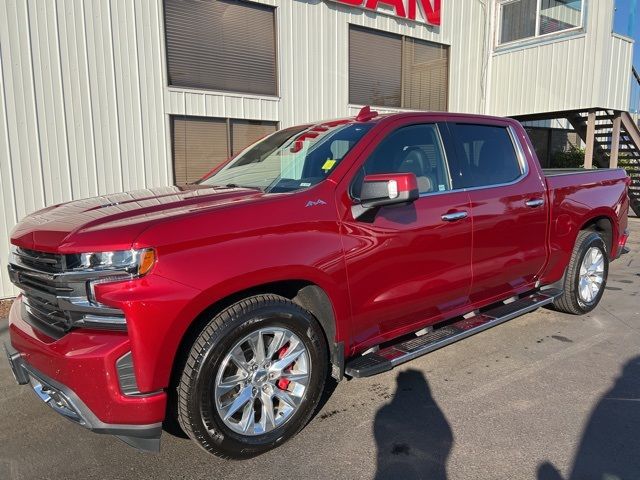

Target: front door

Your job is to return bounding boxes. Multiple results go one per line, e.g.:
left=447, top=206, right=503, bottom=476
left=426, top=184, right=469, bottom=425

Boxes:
left=338, top=120, right=473, bottom=349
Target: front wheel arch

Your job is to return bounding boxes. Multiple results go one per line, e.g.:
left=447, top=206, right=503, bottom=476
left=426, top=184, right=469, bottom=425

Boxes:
left=163, top=280, right=341, bottom=438
left=176, top=294, right=329, bottom=458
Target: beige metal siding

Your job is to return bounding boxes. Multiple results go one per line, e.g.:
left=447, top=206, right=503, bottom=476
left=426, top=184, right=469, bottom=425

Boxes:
left=0, top=0, right=168, bottom=297
left=274, top=0, right=486, bottom=126
left=166, top=0, right=487, bottom=125
left=489, top=1, right=633, bottom=116
left=0, top=0, right=634, bottom=298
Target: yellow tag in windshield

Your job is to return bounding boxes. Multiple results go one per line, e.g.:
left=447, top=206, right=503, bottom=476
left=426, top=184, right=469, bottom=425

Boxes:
left=322, top=159, right=336, bottom=171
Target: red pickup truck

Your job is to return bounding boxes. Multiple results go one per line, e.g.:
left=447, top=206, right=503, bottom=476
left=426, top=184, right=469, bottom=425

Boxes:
left=4, top=110, right=631, bottom=457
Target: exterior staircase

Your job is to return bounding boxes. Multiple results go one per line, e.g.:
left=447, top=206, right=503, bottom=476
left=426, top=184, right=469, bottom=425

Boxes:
left=566, top=109, right=640, bottom=217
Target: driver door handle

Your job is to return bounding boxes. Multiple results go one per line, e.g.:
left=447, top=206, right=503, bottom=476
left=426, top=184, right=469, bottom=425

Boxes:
left=525, top=198, right=544, bottom=208
left=441, top=211, right=468, bottom=222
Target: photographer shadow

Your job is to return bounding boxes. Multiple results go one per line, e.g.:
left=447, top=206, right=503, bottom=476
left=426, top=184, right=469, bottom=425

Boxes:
left=374, top=369, right=453, bottom=480
left=538, top=356, right=640, bottom=480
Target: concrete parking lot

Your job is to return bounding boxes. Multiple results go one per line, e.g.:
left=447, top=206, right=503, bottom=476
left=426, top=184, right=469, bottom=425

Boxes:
left=1, top=217, right=639, bottom=480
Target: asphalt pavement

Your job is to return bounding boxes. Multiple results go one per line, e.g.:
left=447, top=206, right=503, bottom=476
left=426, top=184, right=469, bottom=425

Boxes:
left=1, top=217, right=639, bottom=480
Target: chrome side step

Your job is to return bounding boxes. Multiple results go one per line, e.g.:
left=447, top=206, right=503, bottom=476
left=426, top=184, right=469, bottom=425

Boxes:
left=345, top=289, right=562, bottom=378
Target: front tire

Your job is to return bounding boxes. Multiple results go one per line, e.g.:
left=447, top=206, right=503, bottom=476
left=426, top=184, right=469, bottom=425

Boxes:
left=553, top=230, right=609, bottom=315
left=177, top=294, right=328, bottom=458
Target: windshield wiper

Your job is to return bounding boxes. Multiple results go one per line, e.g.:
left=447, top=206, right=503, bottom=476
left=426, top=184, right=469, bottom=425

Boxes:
left=223, top=183, right=263, bottom=191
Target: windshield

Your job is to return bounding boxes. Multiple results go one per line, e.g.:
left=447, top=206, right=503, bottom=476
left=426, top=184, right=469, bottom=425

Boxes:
left=199, top=121, right=374, bottom=193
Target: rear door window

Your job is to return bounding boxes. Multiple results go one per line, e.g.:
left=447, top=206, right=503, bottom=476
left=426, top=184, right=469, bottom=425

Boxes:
left=447, top=124, right=524, bottom=189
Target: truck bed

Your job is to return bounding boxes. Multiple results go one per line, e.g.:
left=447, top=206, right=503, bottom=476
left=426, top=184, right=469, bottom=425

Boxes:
left=542, top=168, right=623, bottom=176
left=541, top=166, right=630, bottom=284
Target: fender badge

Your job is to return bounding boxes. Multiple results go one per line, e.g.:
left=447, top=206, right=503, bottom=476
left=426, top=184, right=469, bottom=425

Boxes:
left=305, top=199, right=327, bottom=207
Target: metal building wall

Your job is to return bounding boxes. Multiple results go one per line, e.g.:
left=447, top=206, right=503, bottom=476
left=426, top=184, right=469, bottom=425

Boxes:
left=0, top=0, right=489, bottom=298
left=0, top=0, right=168, bottom=297
left=0, top=0, right=634, bottom=298
left=165, top=0, right=488, bottom=125
left=488, top=0, right=634, bottom=116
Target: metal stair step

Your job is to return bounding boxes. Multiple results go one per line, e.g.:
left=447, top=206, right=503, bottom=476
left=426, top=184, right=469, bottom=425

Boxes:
left=344, top=289, right=563, bottom=378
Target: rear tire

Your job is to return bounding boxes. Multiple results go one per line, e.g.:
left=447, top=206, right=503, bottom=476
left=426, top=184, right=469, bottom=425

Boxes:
left=553, top=230, right=608, bottom=315
left=177, top=294, right=328, bottom=458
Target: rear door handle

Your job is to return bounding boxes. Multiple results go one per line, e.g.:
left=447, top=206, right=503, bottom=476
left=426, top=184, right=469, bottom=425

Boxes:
left=441, top=211, right=468, bottom=222
left=525, top=198, right=544, bottom=208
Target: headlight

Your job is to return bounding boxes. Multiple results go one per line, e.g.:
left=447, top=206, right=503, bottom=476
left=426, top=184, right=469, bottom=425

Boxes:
left=73, top=248, right=156, bottom=276
left=78, top=249, right=156, bottom=305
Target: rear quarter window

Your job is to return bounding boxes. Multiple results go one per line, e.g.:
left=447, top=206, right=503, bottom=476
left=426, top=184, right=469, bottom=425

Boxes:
left=447, top=124, right=523, bottom=189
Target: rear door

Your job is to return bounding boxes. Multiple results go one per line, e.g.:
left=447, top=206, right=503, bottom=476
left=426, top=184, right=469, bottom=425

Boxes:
left=446, top=121, right=548, bottom=304
left=337, top=119, right=472, bottom=348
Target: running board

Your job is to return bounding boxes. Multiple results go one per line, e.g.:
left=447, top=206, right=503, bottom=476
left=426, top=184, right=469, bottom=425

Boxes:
left=345, top=289, right=562, bottom=378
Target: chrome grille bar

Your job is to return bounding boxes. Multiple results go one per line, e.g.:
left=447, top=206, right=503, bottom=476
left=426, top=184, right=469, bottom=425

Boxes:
left=8, top=247, right=127, bottom=337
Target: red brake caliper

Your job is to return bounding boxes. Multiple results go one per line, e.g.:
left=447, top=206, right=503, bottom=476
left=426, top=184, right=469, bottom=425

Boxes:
left=276, top=344, right=291, bottom=390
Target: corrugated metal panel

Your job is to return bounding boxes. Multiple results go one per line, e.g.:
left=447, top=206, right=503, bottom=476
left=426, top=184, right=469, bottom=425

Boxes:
left=169, top=0, right=486, bottom=125
left=0, top=22, right=18, bottom=299
left=273, top=0, right=486, bottom=126
left=489, top=1, right=634, bottom=117
left=0, top=0, right=634, bottom=298
left=166, top=87, right=280, bottom=122
left=0, top=0, right=167, bottom=298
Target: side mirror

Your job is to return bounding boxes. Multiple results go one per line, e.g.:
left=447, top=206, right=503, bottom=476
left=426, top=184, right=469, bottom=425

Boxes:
left=359, top=173, right=419, bottom=209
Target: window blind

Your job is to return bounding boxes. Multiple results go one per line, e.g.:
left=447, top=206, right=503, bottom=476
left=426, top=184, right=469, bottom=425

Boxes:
left=349, top=26, right=448, bottom=111
left=349, top=26, right=402, bottom=108
left=172, top=117, right=229, bottom=184
left=231, top=120, right=277, bottom=155
left=165, top=0, right=277, bottom=95
left=172, top=116, right=278, bottom=184
left=402, top=37, right=448, bottom=111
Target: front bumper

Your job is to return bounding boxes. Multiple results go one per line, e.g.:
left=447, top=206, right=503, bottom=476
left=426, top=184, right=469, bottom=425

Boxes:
left=6, top=296, right=166, bottom=452
left=4, top=342, right=161, bottom=451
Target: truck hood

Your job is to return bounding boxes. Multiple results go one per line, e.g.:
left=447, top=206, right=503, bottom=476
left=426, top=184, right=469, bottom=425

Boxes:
left=10, top=185, right=264, bottom=252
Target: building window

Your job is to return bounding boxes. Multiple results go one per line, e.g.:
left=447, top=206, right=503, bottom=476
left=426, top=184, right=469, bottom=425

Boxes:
left=348, top=26, right=449, bottom=111
left=498, top=0, right=584, bottom=45
left=171, top=116, right=278, bottom=184
left=164, top=0, right=277, bottom=96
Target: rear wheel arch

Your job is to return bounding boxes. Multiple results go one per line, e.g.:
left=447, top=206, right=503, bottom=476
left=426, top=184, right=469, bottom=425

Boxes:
left=553, top=230, right=609, bottom=315
left=579, top=215, right=614, bottom=257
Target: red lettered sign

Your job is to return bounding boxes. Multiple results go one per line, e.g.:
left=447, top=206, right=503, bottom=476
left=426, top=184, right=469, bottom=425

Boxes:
left=329, top=0, right=441, bottom=26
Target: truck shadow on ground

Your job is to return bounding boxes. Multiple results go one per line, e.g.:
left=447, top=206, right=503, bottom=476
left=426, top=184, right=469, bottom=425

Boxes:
left=537, top=355, right=640, bottom=480
left=373, top=369, right=453, bottom=480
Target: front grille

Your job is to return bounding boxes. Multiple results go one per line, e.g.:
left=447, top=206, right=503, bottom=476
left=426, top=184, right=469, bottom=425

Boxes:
left=9, top=247, right=126, bottom=338
left=11, top=247, right=66, bottom=273
left=22, top=294, right=72, bottom=337
left=14, top=268, right=75, bottom=296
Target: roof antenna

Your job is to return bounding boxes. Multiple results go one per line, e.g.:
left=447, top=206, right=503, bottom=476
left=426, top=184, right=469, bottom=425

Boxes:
left=356, top=105, right=379, bottom=122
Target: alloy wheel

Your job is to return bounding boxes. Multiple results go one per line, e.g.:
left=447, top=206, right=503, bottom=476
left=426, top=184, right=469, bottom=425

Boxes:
left=213, top=327, right=310, bottom=436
